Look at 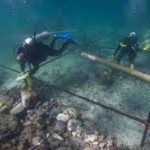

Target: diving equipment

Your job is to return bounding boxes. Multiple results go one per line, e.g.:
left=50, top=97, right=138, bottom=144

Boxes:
left=129, top=32, right=136, bottom=37
left=57, top=32, right=72, bottom=39
left=24, top=31, right=50, bottom=46
left=130, top=64, right=134, bottom=70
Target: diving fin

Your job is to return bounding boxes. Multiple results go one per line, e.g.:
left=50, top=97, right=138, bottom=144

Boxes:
left=58, top=32, right=72, bottom=39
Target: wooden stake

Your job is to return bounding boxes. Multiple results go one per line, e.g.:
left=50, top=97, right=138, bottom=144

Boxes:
left=81, top=52, right=150, bottom=83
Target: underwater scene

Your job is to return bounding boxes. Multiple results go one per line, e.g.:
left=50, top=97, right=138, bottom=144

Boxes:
left=0, top=0, right=150, bottom=149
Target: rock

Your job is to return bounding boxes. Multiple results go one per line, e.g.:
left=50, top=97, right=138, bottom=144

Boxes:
left=10, top=103, right=25, bottom=115
left=92, top=141, right=99, bottom=145
left=32, top=136, right=41, bottom=146
left=49, top=107, right=62, bottom=119
left=21, top=90, right=38, bottom=108
left=106, top=140, right=113, bottom=147
left=63, top=131, right=72, bottom=138
left=83, top=147, right=97, bottom=150
left=19, top=126, right=35, bottom=143
left=63, top=107, right=78, bottom=119
left=99, top=141, right=107, bottom=149
left=49, top=140, right=60, bottom=149
left=87, top=134, right=98, bottom=142
left=52, top=133, right=64, bottom=141
left=0, top=113, right=20, bottom=141
left=0, top=105, right=9, bottom=113
left=57, top=113, right=70, bottom=122
left=54, top=121, right=66, bottom=134
left=55, top=147, right=72, bottom=150
left=23, top=121, right=32, bottom=127
left=0, top=96, right=8, bottom=108
left=72, top=131, right=77, bottom=137
left=67, top=119, right=81, bottom=131
left=69, top=137, right=85, bottom=149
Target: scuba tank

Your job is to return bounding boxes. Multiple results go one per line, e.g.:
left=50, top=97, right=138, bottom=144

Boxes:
left=24, top=31, right=50, bottom=45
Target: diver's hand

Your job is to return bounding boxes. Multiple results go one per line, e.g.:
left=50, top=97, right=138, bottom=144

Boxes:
left=18, top=71, right=25, bottom=77
left=143, top=45, right=150, bottom=52
left=17, top=72, right=30, bottom=78
left=109, top=55, right=116, bottom=62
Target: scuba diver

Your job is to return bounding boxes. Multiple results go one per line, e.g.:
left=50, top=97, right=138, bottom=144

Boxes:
left=16, top=31, right=77, bottom=89
left=16, top=31, right=76, bottom=75
left=112, top=32, right=140, bottom=70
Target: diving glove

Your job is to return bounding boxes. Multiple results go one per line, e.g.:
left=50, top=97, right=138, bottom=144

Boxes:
left=130, top=64, right=134, bottom=70
left=16, top=72, right=29, bottom=81
left=109, top=55, right=116, bottom=62
left=18, top=71, right=25, bottom=77
left=143, top=45, right=150, bottom=51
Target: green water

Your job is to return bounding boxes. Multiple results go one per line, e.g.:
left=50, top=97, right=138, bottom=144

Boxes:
left=0, top=0, right=150, bottom=64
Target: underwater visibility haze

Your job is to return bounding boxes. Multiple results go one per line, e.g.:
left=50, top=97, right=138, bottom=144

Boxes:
left=0, top=0, right=150, bottom=149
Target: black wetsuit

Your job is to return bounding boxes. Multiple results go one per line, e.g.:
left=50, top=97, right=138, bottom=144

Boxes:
left=114, top=36, right=140, bottom=64
left=17, top=37, right=71, bottom=75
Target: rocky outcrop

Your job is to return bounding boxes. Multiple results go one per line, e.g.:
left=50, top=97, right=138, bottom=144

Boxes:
left=0, top=88, right=121, bottom=150
left=0, top=113, right=20, bottom=141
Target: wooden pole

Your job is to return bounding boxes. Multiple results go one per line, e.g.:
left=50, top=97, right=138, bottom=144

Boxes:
left=81, top=52, right=150, bottom=83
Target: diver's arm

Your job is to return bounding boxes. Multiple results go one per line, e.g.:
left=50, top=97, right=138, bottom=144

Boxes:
left=20, top=62, right=25, bottom=72
left=29, top=63, right=39, bottom=75
left=114, top=38, right=127, bottom=55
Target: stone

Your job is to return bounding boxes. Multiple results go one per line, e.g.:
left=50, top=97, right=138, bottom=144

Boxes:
left=63, top=131, right=72, bottom=138
left=49, top=140, right=60, bottom=149
left=0, top=113, right=20, bottom=141
left=10, top=103, right=25, bottom=115
left=52, top=133, right=64, bottom=141
left=92, top=141, right=99, bottom=145
left=54, top=121, right=66, bottom=134
left=49, top=107, right=62, bottom=119
left=99, top=141, right=107, bottom=149
left=69, top=137, right=85, bottom=149
left=87, top=134, right=98, bottom=142
left=63, top=107, right=78, bottom=119
left=67, top=119, right=81, bottom=131
left=0, top=96, right=8, bottom=107
left=55, top=147, right=72, bottom=150
left=83, top=147, right=96, bottom=150
left=57, top=113, right=70, bottom=122
left=106, top=140, right=113, bottom=147
left=72, top=131, right=77, bottom=137
left=23, top=121, right=32, bottom=127
left=21, top=90, right=38, bottom=108
left=0, top=105, right=9, bottom=113
left=32, top=136, right=41, bottom=146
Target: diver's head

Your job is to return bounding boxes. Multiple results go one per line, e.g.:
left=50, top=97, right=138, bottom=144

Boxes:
left=129, top=32, right=137, bottom=37
left=129, top=32, right=138, bottom=42
left=16, top=53, right=24, bottom=63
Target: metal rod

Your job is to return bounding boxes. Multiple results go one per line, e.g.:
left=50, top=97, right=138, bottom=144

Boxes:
left=1, top=64, right=150, bottom=147
left=140, top=107, right=150, bottom=147
left=33, top=77, right=149, bottom=126
left=0, top=64, right=19, bottom=73
left=0, top=64, right=149, bottom=126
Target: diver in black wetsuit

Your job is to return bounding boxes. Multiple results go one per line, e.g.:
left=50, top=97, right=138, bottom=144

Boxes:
left=16, top=31, right=74, bottom=75
left=113, top=32, right=140, bottom=70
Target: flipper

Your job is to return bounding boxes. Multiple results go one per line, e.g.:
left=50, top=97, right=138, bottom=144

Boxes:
left=58, top=32, right=72, bottom=39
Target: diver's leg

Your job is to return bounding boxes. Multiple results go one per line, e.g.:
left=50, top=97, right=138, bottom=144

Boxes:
left=129, top=51, right=137, bottom=70
left=56, top=39, right=72, bottom=55
left=49, top=36, right=58, bottom=49
left=116, top=48, right=127, bottom=64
